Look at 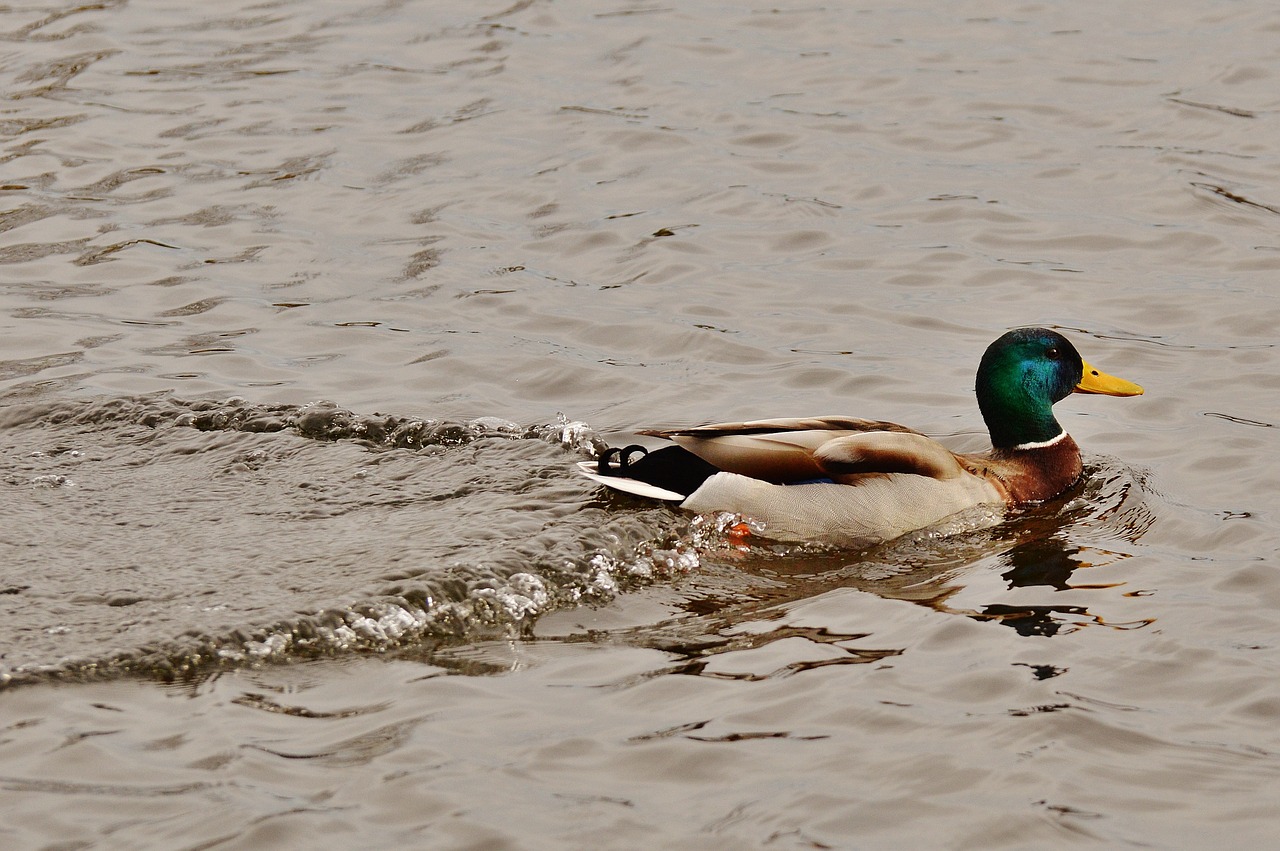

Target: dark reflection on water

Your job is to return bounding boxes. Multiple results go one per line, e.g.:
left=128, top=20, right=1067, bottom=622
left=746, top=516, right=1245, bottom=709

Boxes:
left=978, top=603, right=1090, bottom=637
left=643, top=625, right=902, bottom=682
left=999, top=537, right=1083, bottom=591
left=978, top=535, right=1155, bottom=635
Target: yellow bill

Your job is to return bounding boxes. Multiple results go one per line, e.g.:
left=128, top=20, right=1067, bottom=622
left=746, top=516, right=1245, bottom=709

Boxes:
left=1075, top=359, right=1144, bottom=396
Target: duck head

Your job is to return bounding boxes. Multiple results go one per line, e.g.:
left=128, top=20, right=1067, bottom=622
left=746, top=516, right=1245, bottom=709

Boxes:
left=976, top=328, right=1143, bottom=450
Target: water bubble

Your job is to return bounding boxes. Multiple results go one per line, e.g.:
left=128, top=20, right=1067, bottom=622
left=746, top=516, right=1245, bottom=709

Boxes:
left=469, top=416, right=521, bottom=436
left=553, top=413, right=601, bottom=454
left=31, top=475, right=72, bottom=488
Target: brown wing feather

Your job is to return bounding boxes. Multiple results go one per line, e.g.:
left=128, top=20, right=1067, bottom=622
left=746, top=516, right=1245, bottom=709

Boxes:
left=639, top=416, right=920, bottom=439
left=637, top=416, right=933, bottom=484
left=814, top=432, right=967, bottom=481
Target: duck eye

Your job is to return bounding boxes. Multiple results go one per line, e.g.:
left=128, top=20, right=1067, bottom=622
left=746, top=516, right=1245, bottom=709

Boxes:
left=1045, top=347, right=1061, bottom=360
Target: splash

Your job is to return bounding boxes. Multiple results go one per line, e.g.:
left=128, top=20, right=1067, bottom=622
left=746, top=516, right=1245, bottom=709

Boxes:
left=0, top=396, right=695, bottom=687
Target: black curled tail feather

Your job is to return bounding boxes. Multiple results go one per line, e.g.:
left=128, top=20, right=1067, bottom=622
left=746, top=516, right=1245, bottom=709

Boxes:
left=595, top=444, right=720, bottom=498
left=597, top=444, right=650, bottom=476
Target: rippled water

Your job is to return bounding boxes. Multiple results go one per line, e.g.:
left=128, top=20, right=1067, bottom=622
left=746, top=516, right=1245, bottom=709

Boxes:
left=3, top=0, right=1279, bottom=847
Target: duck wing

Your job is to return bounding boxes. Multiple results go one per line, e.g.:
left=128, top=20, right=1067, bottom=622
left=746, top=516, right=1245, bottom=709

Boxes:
left=639, top=416, right=917, bottom=439
left=640, top=416, right=946, bottom=484
left=813, top=431, right=969, bottom=481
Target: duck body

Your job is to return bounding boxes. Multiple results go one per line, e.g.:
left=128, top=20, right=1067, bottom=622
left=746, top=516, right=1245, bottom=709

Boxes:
left=578, top=328, right=1142, bottom=547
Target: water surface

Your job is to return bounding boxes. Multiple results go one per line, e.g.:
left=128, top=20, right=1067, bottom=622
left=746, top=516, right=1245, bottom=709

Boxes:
left=2, top=0, right=1279, bottom=847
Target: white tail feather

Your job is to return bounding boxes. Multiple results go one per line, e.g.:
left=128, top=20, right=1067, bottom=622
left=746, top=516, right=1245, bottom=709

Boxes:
left=575, top=461, right=687, bottom=502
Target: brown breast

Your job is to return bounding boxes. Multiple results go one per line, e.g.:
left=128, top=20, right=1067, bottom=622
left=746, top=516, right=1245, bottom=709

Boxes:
left=959, top=434, right=1083, bottom=505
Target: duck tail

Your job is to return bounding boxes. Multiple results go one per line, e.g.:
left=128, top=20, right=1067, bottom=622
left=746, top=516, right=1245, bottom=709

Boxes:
left=595, top=444, right=719, bottom=498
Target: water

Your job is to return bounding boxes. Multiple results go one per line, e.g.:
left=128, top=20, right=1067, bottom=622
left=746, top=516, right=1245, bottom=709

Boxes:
left=2, top=0, right=1279, bottom=847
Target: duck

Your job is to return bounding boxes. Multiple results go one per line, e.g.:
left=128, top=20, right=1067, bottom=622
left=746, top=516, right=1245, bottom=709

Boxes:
left=576, top=327, right=1143, bottom=547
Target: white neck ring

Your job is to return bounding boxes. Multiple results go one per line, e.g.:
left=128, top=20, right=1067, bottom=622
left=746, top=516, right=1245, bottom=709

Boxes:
left=1012, top=431, right=1067, bottom=451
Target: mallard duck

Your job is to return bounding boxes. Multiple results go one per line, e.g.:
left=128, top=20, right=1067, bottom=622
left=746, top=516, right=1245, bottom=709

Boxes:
left=577, top=328, right=1143, bottom=547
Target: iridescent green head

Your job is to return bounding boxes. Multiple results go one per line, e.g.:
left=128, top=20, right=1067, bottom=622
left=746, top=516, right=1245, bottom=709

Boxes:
left=976, top=328, right=1143, bottom=449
